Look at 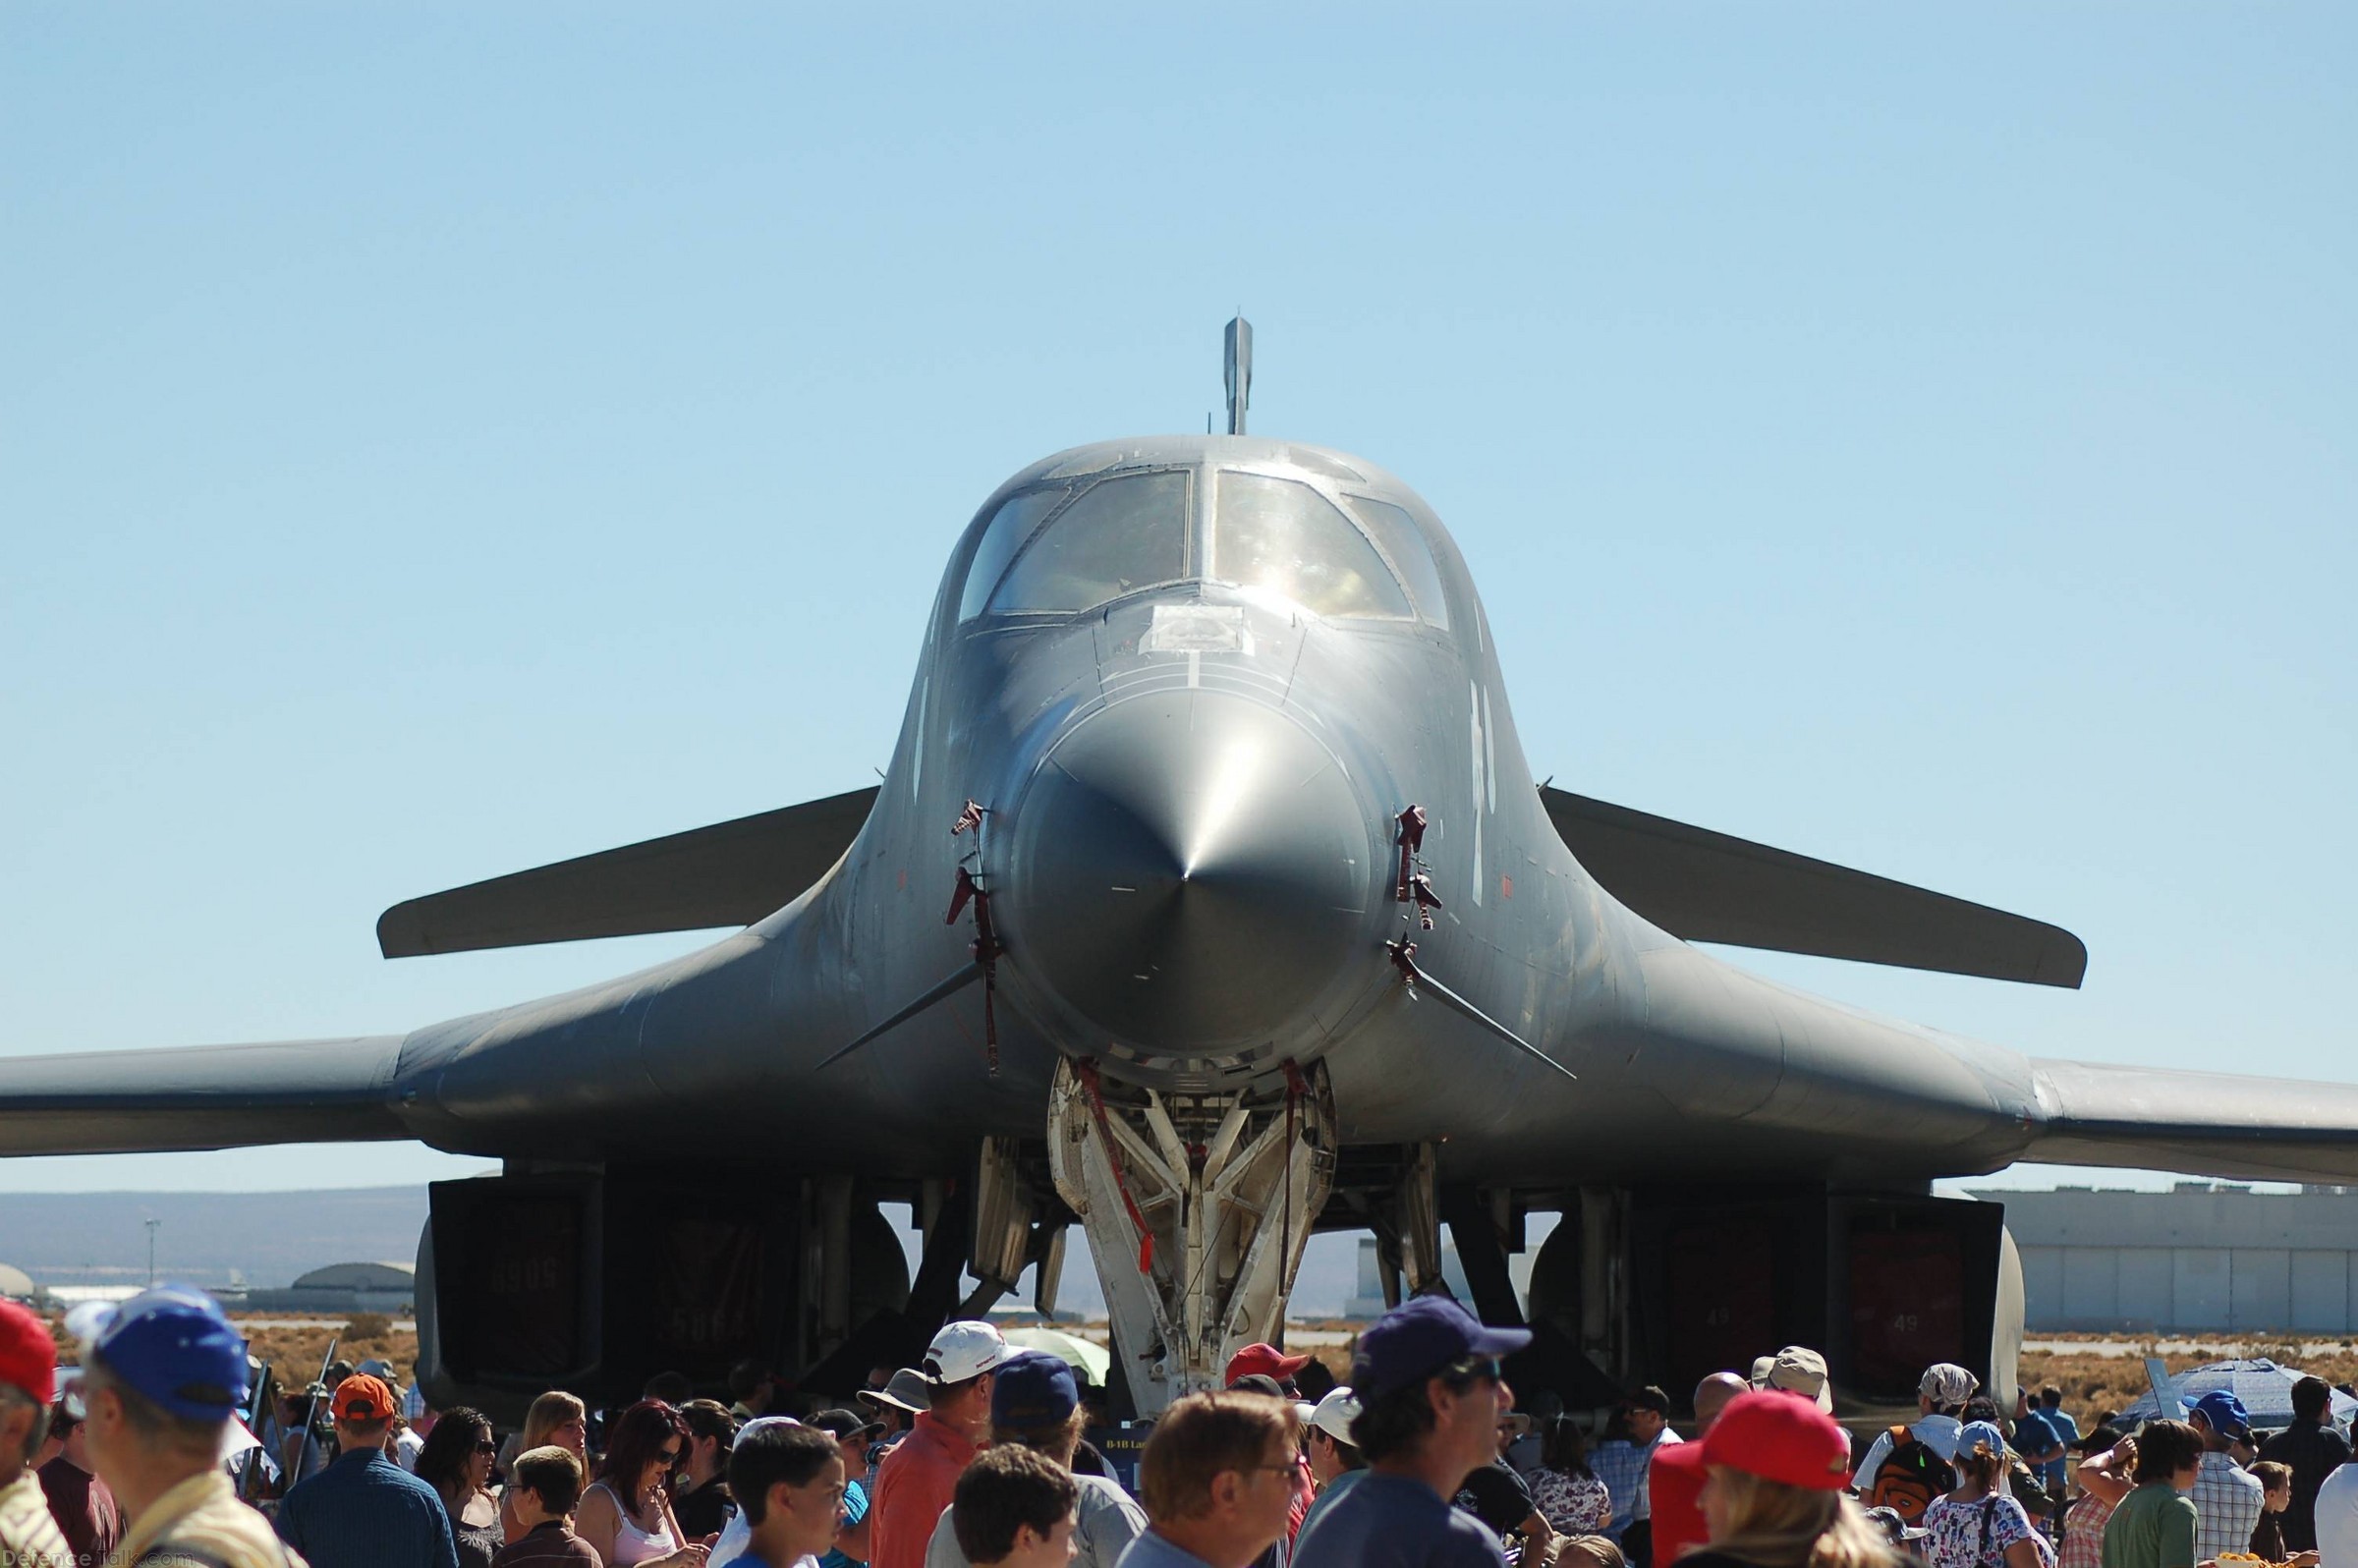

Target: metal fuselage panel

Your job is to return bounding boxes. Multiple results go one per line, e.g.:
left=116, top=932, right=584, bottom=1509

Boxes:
left=385, top=436, right=2049, bottom=1184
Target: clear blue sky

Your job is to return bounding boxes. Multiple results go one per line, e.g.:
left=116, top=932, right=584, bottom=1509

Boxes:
left=2, top=4, right=2351, bottom=1197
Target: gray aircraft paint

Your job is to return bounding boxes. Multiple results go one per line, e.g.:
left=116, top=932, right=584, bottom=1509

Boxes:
left=6, top=433, right=2358, bottom=1191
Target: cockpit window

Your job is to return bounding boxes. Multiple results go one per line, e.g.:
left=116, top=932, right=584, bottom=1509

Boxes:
left=959, top=485, right=1073, bottom=621
left=984, top=469, right=1190, bottom=617
left=1210, top=472, right=1413, bottom=619
left=1343, top=495, right=1451, bottom=630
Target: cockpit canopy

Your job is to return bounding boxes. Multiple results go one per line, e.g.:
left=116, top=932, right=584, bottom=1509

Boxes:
left=956, top=454, right=1452, bottom=629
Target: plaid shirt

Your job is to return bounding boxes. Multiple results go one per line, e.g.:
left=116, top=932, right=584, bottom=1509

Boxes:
left=1592, top=1429, right=1682, bottom=1541
left=2059, top=1491, right=2117, bottom=1568
left=2190, top=1452, right=2265, bottom=1563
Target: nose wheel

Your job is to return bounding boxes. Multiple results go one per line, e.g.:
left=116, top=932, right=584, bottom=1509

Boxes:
left=1048, top=1057, right=1335, bottom=1413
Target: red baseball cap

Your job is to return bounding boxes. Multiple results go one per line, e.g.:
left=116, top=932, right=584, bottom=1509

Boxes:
left=1697, top=1389, right=1851, bottom=1491
left=1225, top=1343, right=1311, bottom=1384
left=330, top=1372, right=398, bottom=1423
left=0, top=1301, right=56, bottom=1407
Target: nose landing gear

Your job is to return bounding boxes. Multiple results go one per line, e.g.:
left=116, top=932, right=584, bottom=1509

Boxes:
left=1048, top=1057, right=1335, bottom=1413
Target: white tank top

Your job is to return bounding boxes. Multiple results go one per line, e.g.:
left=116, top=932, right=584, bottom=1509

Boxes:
left=588, top=1482, right=680, bottom=1567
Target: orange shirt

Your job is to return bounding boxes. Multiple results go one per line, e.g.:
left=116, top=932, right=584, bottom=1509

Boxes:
left=869, top=1412, right=978, bottom=1568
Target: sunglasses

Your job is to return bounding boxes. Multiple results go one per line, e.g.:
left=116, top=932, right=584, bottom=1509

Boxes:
left=656, top=1448, right=682, bottom=1465
left=1448, top=1356, right=1503, bottom=1385
left=476, top=1440, right=500, bottom=1455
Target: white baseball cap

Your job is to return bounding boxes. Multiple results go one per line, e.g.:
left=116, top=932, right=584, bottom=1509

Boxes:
left=1307, top=1386, right=1363, bottom=1445
left=923, top=1320, right=1013, bottom=1384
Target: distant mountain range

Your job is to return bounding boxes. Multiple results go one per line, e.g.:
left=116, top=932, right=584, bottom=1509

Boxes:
left=0, top=1183, right=1374, bottom=1314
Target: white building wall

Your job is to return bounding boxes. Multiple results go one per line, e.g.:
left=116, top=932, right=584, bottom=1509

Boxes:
left=2175, top=1250, right=2230, bottom=1325
left=2232, top=1250, right=2291, bottom=1331
left=2063, top=1248, right=2120, bottom=1321
left=2022, top=1247, right=2065, bottom=1319
left=2291, top=1252, right=2345, bottom=1331
left=1975, top=1187, right=2358, bottom=1334
left=2120, top=1250, right=2174, bottom=1327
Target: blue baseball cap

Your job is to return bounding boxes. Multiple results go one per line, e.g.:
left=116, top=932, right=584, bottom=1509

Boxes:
left=66, top=1286, right=250, bottom=1422
left=2191, top=1390, right=2251, bottom=1438
left=1957, top=1420, right=2007, bottom=1459
left=991, top=1351, right=1079, bottom=1428
left=1351, top=1296, right=1531, bottom=1403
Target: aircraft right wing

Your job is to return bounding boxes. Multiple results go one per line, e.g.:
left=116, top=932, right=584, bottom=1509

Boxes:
left=1540, top=785, right=2087, bottom=987
left=377, top=786, right=880, bottom=959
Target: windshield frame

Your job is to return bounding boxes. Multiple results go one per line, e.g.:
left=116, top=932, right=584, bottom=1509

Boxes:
left=957, top=465, right=1198, bottom=625
left=954, top=456, right=1454, bottom=634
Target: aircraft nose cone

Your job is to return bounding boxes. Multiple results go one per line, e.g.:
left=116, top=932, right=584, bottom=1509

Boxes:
left=1001, top=693, right=1377, bottom=1059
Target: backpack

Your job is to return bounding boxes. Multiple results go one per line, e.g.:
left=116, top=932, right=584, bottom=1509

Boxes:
left=1867, top=1425, right=1958, bottom=1523
left=2006, top=1449, right=2057, bottom=1521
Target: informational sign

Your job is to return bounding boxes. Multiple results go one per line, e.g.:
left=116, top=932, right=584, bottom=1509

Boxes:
left=1090, top=1426, right=1151, bottom=1495
left=2145, top=1357, right=2184, bottom=1417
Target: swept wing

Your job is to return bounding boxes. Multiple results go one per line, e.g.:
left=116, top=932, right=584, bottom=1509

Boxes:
left=1542, top=785, right=2087, bottom=987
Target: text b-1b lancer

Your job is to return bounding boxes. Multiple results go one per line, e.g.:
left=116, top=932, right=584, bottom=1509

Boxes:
left=11, top=323, right=2358, bottom=1418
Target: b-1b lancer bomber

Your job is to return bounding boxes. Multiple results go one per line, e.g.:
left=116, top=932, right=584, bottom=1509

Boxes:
left=9, top=321, right=2357, bottom=1416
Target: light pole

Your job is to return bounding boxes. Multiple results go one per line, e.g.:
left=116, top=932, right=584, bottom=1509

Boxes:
left=144, top=1217, right=159, bottom=1286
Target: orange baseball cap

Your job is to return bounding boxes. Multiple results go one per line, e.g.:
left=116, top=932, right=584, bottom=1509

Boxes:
left=330, top=1372, right=398, bottom=1423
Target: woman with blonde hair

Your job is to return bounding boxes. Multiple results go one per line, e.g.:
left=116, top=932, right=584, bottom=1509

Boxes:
left=500, top=1391, right=591, bottom=1540
left=1654, top=1389, right=1899, bottom=1568
left=523, top=1391, right=590, bottom=1458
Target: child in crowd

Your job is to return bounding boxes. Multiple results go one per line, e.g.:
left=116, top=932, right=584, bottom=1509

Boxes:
left=950, top=1447, right=1079, bottom=1568
left=728, top=1423, right=848, bottom=1568
left=493, top=1447, right=600, bottom=1568
left=2249, top=1461, right=2303, bottom=1564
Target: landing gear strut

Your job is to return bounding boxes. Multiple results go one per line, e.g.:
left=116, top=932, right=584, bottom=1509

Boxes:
left=1048, top=1058, right=1335, bottom=1413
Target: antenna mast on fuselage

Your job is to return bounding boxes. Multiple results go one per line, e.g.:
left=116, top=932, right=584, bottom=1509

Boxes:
left=1224, top=314, right=1252, bottom=435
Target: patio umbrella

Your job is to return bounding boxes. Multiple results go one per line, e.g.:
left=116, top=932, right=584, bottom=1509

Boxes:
left=2119, top=1359, right=2358, bottom=1429
left=999, top=1325, right=1113, bottom=1388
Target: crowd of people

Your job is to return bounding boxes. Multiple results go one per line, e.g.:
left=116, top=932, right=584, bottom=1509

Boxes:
left=4, top=1286, right=2358, bottom=1568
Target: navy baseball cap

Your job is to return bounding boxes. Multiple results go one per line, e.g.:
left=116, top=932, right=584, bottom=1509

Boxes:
left=991, top=1351, right=1079, bottom=1428
left=66, top=1286, right=250, bottom=1422
left=1351, top=1296, right=1531, bottom=1403
left=2191, top=1390, right=2251, bottom=1437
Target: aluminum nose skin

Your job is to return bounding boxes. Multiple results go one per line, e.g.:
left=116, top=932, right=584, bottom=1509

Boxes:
left=999, top=692, right=1376, bottom=1059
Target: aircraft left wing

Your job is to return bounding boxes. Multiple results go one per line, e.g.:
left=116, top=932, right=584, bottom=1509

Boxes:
left=377, top=786, right=879, bottom=958
left=2024, top=1059, right=2358, bottom=1184
left=0, top=1036, right=408, bottom=1153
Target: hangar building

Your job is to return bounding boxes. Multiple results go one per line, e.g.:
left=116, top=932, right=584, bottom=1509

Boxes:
left=236, top=1260, right=416, bottom=1315
left=1977, top=1184, right=2358, bottom=1334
